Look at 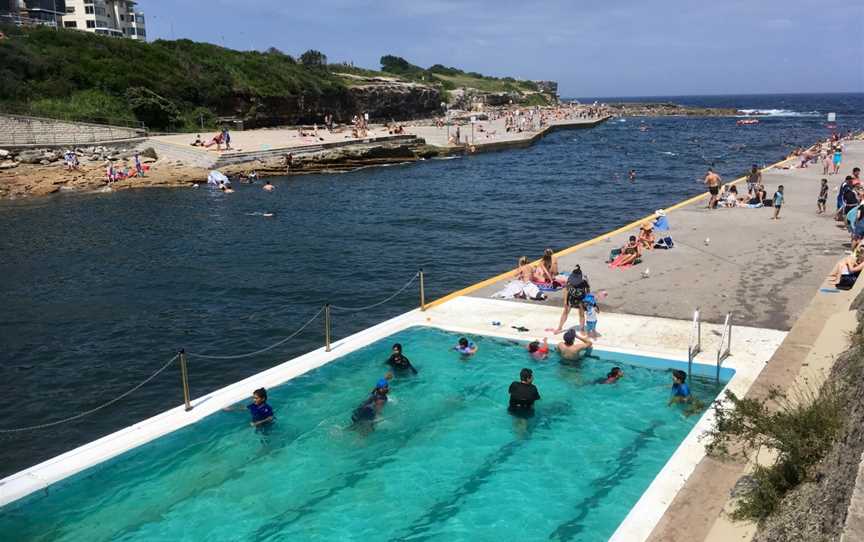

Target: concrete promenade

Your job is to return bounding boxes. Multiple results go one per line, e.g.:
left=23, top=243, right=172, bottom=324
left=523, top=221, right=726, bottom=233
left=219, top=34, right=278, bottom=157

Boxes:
left=406, top=115, right=608, bottom=151
left=145, top=114, right=608, bottom=168
left=466, top=141, right=863, bottom=331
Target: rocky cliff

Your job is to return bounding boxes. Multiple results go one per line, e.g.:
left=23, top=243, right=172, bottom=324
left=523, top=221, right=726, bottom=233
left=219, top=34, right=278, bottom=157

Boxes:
left=225, top=77, right=443, bottom=129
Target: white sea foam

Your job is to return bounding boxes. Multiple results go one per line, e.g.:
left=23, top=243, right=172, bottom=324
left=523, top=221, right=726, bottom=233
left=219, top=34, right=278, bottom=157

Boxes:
left=661, top=151, right=678, bottom=156
left=737, top=108, right=820, bottom=117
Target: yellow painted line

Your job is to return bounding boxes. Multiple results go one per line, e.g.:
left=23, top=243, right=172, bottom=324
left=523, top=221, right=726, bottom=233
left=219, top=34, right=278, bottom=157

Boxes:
left=425, top=154, right=797, bottom=309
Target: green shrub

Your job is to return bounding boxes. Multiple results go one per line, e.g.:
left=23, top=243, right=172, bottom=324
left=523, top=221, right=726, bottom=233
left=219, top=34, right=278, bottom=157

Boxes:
left=705, top=385, right=845, bottom=520
left=30, top=89, right=135, bottom=124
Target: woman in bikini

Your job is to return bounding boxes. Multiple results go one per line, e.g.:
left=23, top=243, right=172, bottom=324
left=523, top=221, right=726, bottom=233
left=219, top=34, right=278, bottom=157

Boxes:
left=533, top=249, right=565, bottom=286
left=515, top=256, right=534, bottom=282
left=827, top=245, right=864, bottom=283
left=610, top=236, right=641, bottom=268
left=637, top=223, right=655, bottom=250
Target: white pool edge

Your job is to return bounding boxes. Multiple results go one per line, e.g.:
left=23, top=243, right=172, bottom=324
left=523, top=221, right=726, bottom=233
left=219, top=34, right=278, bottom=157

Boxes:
left=0, top=299, right=777, bottom=542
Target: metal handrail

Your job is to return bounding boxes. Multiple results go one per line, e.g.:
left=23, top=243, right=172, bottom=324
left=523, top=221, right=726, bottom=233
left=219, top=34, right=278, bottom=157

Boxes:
left=687, top=308, right=701, bottom=383
left=716, top=313, right=732, bottom=384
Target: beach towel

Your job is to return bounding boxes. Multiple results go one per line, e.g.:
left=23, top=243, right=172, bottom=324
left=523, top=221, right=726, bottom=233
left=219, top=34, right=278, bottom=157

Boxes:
left=207, top=170, right=229, bottom=185
left=535, top=282, right=563, bottom=292
left=492, top=281, right=545, bottom=300
left=609, top=254, right=641, bottom=269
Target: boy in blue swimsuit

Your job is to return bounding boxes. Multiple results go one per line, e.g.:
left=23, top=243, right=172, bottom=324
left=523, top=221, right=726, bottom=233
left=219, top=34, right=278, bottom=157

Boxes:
left=247, top=388, right=275, bottom=427
left=772, top=185, right=784, bottom=220
left=582, top=293, right=600, bottom=338
left=669, top=370, right=691, bottom=405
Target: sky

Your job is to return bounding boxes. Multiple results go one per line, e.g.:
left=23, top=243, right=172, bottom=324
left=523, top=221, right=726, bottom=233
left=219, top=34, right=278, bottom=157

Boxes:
left=143, top=0, right=864, bottom=97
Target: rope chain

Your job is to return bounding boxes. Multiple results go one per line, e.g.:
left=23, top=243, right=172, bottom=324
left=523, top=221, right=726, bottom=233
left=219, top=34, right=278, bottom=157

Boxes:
left=187, top=306, right=324, bottom=360
left=0, top=354, right=179, bottom=434
left=331, top=272, right=419, bottom=312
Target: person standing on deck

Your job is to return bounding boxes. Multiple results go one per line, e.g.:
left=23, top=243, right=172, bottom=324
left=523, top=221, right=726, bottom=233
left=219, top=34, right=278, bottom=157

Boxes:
left=704, top=168, right=722, bottom=209
left=746, top=164, right=761, bottom=198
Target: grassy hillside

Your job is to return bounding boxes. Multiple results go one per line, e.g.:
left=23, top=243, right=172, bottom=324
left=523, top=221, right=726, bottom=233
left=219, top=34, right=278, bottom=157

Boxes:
left=0, top=26, right=347, bottom=130
left=0, top=27, right=551, bottom=130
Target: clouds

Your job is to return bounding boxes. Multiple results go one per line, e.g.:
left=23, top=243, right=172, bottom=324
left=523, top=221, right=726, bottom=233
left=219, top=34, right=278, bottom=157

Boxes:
left=143, top=0, right=863, bottom=96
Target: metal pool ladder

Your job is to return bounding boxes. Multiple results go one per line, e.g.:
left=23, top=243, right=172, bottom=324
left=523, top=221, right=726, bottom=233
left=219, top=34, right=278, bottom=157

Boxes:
left=715, top=313, right=732, bottom=384
left=687, top=309, right=702, bottom=384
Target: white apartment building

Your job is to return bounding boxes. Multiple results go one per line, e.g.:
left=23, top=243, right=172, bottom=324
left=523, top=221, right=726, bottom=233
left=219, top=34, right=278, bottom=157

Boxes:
left=62, top=0, right=145, bottom=40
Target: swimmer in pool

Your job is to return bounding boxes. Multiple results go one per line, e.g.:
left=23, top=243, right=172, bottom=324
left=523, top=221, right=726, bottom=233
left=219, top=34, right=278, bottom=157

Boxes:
left=351, top=378, right=390, bottom=425
left=223, top=387, right=275, bottom=427
left=386, top=343, right=418, bottom=374
left=597, top=367, right=623, bottom=384
left=527, top=338, right=549, bottom=361
left=455, top=337, right=477, bottom=356
left=669, top=370, right=691, bottom=405
left=508, top=368, right=541, bottom=417
left=556, top=328, right=593, bottom=361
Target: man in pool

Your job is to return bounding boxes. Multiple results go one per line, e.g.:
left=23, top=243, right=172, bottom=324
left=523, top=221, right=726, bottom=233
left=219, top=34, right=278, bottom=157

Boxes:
left=386, top=343, right=418, bottom=374
left=351, top=378, right=390, bottom=425
left=508, top=368, right=541, bottom=417
left=247, top=388, right=274, bottom=428
left=556, top=328, right=593, bottom=361
left=455, top=337, right=477, bottom=356
left=669, top=370, right=691, bottom=405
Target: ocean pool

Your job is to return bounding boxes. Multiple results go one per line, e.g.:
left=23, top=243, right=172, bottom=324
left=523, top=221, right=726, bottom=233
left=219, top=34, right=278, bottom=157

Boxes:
left=0, top=326, right=728, bottom=541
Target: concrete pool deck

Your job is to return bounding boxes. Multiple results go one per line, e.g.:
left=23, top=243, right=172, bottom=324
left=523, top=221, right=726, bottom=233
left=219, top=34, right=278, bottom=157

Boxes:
left=463, top=141, right=863, bottom=330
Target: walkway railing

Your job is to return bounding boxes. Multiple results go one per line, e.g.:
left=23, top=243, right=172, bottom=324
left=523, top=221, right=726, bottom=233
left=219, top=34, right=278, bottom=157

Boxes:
left=687, top=309, right=702, bottom=383
left=0, top=270, right=426, bottom=433
left=716, top=313, right=732, bottom=384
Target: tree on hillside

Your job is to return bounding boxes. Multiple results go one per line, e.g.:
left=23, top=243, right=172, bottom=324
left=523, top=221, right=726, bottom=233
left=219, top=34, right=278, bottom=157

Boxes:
left=300, top=49, right=327, bottom=67
left=380, top=55, right=424, bottom=76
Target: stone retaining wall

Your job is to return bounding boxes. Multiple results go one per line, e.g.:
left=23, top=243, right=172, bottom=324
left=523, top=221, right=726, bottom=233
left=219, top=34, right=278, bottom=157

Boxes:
left=0, top=115, right=145, bottom=146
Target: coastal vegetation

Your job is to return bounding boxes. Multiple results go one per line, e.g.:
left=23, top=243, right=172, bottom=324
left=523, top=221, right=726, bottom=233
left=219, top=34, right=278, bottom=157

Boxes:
left=0, top=26, right=551, bottom=131
left=706, top=308, right=864, bottom=539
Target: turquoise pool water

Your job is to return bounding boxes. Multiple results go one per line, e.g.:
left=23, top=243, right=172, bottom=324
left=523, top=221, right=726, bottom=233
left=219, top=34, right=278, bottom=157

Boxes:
left=0, top=327, right=727, bottom=542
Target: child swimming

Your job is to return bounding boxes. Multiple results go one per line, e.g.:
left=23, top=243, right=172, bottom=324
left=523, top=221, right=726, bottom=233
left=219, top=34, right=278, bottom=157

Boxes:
left=669, top=370, right=691, bottom=405
left=455, top=337, right=477, bottom=356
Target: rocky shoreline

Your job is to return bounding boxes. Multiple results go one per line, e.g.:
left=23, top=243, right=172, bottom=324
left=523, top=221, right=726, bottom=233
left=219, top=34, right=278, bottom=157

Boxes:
left=0, top=139, right=438, bottom=199
left=601, top=102, right=740, bottom=117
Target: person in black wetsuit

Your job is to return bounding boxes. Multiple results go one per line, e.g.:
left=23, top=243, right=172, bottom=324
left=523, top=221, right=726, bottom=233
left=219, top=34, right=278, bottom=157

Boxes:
left=508, top=368, right=541, bottom=417
left=386, top=343, right=418, bottom=374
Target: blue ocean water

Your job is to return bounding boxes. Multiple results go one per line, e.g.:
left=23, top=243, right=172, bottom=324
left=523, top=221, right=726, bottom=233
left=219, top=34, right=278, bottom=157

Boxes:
left=0, top=93, right=862, bottom=477
left=0, top=327, right=724, bottom=542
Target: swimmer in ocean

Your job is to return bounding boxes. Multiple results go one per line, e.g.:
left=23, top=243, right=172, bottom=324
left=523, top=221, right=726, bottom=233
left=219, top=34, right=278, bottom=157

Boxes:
left=454, top=337, right=477, bottom=356
left=386, top=343, right=418, bottom=374
left=263, top=180, right=274, bottom=192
